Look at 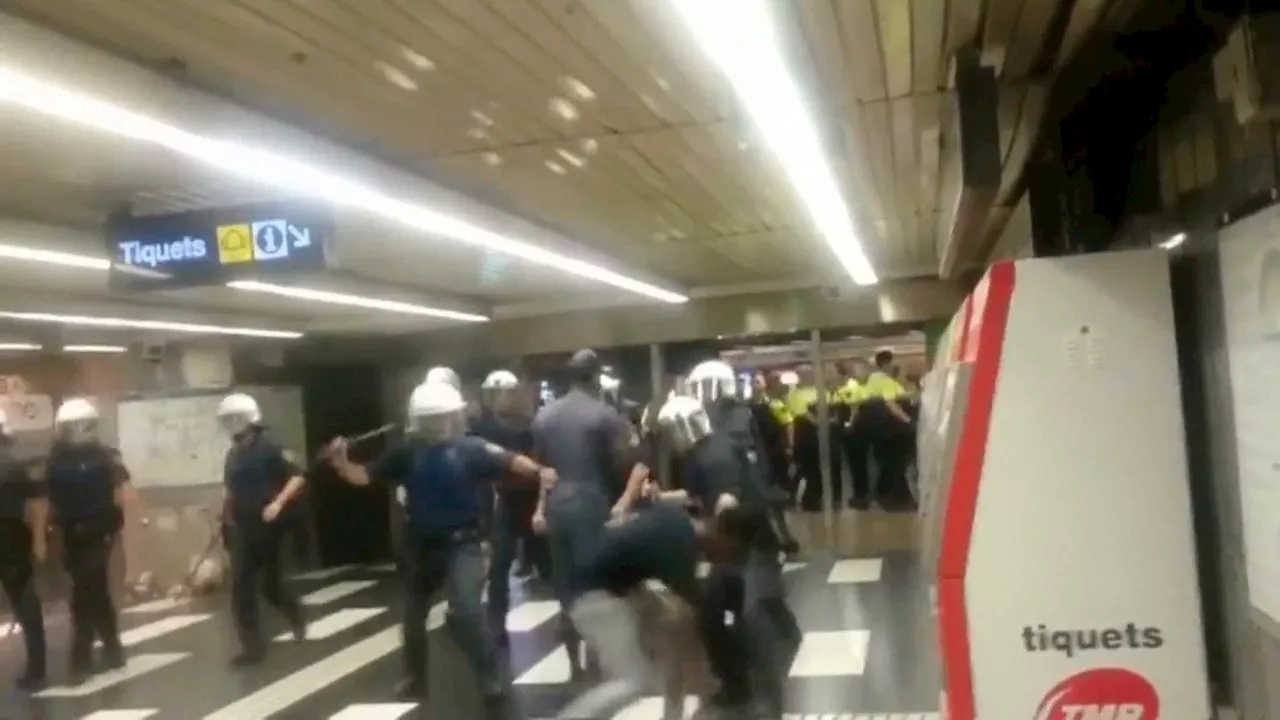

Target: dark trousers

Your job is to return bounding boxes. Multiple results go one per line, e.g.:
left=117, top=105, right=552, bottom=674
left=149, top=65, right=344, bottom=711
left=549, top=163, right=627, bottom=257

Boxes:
left=402, top=532, right=497, bottom=690
left=699, top=549, right=800, bottom=711
left=230, top=518, right=302, bottom=651
left=842, top=429, right=871, bottom=504
left=0, top=521, right=44, bottom=678
left=487, top=493, right=549, bottom=632
left=545, top=482, right=609, bottom=673
left=60, top=522, right=121, bottom=670
left=870, top=430, right=908, bottom=503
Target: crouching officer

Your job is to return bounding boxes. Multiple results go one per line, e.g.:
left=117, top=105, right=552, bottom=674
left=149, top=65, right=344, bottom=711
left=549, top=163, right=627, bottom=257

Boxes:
left=658, top=394, right=800, bottom=719
left=326, top=381, right=556, bottom=705
left=0, top=409, right=46, bottom=689
left=688, top=360, right=799, bottom=553
left=217, top=393, right=307, bottom=666
left=45, top=398, right=128, bottom=683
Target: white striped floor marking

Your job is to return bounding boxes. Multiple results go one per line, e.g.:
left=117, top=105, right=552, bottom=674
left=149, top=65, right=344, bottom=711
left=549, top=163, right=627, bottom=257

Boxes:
left=611, top=695, right=701, bottom=719
left=123, top=597, right=190, bottom=615
left=275, top=607, right=387, bottom=642
left=504, top=600, right=560, bottom=632
left=826, top=558, right=884, bottom=584
left=789, top=630, right=872, bottom=677
left=203, top=626, right=401, bottom=720
left=292, top=565, right=354, bottom=581
left=80, top=711, right=159, bottom=720
left=780, top=715, right=941, bottom=720
left=514, top=644, right=590, bottom=685
left=369, top=562, right=397, bottom=573
left=301, top=580, right=378, bottom=606
left=102, top=614, right=211, bottom=649
left=328, top=703, right=418, bottom=719
left=38, top=653, right=188, bottom=698
left=697, top=561, right=807, bottom=578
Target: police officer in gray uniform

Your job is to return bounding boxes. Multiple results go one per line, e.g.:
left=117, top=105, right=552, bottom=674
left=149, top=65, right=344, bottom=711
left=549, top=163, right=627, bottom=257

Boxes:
left=328, top=381, right=556, bottom=705
left=0, top=409, right=46, bottom=689
left=532, top=349, right=635, bottom=682
left=217, top=393, right=308, bottom=665
left=44, top=398, right=128, bottom=684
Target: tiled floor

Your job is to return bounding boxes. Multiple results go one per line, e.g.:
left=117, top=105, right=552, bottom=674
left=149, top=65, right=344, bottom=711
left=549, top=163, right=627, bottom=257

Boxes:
left=0, top=553, right=941, bottom=719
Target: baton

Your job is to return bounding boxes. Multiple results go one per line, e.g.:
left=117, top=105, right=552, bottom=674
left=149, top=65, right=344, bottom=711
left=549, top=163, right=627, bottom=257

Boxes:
left=312, top=423, right=398, bottom=462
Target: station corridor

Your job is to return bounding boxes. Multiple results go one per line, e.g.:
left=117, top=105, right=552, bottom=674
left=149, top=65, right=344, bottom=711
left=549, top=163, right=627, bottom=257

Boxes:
left=0, top=512, right=937, bottom=720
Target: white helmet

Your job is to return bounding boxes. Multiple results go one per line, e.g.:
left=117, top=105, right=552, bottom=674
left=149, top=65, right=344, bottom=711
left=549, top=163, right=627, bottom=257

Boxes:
left=54, top=397, right=99, bottom=444
left=481, top=370, right=519, bottom=390
left=778, top=370, right=800, bottom=387
left=217, top=393, right=262, bottom=437
left=657, top=394, right=713, bottom=451
left=0, top=407, right=8, bottom=436
left=599, top=371, right=621, bottom=403
left=687, top=359, right=738, bottom=403
left=408, top=381, right=468, bottom=442
left=424, top=366, right=461, bottom=391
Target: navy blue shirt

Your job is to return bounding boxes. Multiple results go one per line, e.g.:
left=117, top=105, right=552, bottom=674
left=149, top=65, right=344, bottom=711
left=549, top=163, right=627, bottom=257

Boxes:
left=532, top=389, right=629, bottom=494
left=224, top=430, right=301, bottom=520
left=681, top=435, right=772, bottom=546
left=0, top=448, right=40, bottom=522
left=369, top=436, right=509, bottom=537
left=579, top=502, right=697, bottom=596
left=46, top=442, right=127, bottom=526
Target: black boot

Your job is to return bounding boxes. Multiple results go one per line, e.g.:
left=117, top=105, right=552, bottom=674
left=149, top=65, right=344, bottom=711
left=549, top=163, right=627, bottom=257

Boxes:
left=395, top=676, right=427, bottom=700
left=15, top=668, right=45, bottom=692
left=231, top=625, right=266, bottom=666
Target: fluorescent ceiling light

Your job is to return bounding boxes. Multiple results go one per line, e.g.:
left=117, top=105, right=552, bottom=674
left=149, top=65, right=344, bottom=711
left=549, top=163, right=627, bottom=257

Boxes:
left=63, top=344, right=127, bottom=353
left=0, top=311, right=301, bottom=339
left=668, top=0, right=877, bottom=286
left=0, top=342, right=41, bottom=351
left=227, top=281, right=489, bottom=322
left=0, top=66, right=688, bottom=304
left=0, top=242, right=109, bottom=270
left=1159, top=233, right=1186, bottom=250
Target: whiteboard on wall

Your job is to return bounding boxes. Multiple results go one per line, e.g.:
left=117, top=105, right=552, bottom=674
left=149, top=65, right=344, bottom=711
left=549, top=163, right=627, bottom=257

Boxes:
left=115, top=386, right=306, bottom=489
left=1219, top=204, right=1280, bottom=628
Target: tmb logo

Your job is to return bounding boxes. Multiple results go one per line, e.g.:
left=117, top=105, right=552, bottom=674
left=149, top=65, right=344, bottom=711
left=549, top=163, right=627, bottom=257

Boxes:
left=1034, top=668, right=1159, bottom=720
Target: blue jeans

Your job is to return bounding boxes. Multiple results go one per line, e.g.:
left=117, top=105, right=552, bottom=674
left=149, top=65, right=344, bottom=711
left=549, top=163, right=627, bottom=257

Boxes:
left=402, top=531, right=498, bottom=691
left=545, top=482, right=610, bottom=671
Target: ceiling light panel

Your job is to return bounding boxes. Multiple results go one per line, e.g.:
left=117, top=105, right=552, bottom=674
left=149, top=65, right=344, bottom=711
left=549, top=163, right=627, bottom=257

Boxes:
left=226, top=281, right=489, bottom=322
left=668, top=0, right=878, bottom=286
left=0, top=342, right=40, bottom=351
left=0, top=66, right=688, bottom=304
left=0, top=311, right=301, bottom=339
left=63, top=344, right=127, bottom=353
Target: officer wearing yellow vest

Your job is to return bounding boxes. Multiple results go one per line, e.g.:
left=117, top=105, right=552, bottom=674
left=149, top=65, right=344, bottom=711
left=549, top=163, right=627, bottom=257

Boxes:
left=830, top=361, right=873, bottom=510
left=862, top=349, right=915, bottom=510
left=788, top=366, right=845, bottom=511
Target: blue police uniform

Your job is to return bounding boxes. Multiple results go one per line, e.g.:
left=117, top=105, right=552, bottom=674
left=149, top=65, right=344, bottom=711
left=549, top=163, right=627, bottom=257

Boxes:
left=470, top=410, right=544, bottom=643
left=223, top=428, right=305, bottom=661
left=45, top=440, right=127, bottom=675
left=0, top=447, right=45, bottom=687
left=368, top=435, right=508, bottom=696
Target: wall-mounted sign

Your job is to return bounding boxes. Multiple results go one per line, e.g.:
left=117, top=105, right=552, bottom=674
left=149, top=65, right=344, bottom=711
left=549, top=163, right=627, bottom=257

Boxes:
left=106, top=201, right=332, bottom=290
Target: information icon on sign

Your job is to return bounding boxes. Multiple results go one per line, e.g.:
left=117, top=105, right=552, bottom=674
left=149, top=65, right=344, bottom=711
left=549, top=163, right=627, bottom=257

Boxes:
left=251, top=219, right=290, bottom=261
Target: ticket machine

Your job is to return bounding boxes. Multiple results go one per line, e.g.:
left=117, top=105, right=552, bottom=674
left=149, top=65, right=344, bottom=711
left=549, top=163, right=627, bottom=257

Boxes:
left=919, top=250, right=1211, bottom=719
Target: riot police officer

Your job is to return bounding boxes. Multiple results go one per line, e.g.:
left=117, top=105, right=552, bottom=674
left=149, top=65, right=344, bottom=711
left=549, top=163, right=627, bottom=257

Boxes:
left=688, top=359, right=800, bottom=553
left=218, top=393, right=307, bottom=665
left=532, top=349, right=635, bottom=682
left=327, top=381, right=556, bottom=703
left=424, top=365, right=461, bottom=390
left=0, top=409, right=46, bottom=689
left=658, top=394, right=799, bottom=718
left=45, top=398, right=127, bottom=683
left=471, top=369, right=544, bottom=646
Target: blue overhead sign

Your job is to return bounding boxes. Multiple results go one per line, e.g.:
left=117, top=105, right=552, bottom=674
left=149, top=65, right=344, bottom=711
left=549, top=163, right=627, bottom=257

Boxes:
left=107, top=202, right=332, bottom=290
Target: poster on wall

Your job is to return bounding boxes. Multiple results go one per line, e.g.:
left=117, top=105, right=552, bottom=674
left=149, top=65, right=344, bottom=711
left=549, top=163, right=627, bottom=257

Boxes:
left=1218, top=204, right=1280, bottom=628
left=0, top=375, right=53, bottom=434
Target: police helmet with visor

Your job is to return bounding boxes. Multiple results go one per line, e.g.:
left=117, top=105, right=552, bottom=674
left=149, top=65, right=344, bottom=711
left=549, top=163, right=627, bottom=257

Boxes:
left=657, top=394, right=714, bottom=452
left=0, top=407, right=8, bottom=438
left=481, top=369, right=520, bottom=413
left=217, top=393, right=262, bottom=438
left=599, top=370, right=621, bottom=404
left=54, top=397, right=100, bottom=444
left=687, top=359, right=738, bottom=404
left=424, top=366, right=461, bottom=391
left=408, top=381, right=468, bottom=443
